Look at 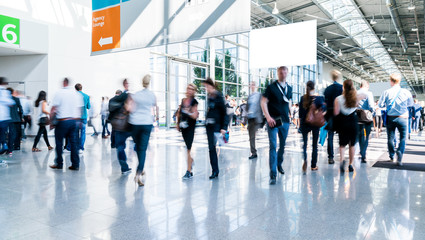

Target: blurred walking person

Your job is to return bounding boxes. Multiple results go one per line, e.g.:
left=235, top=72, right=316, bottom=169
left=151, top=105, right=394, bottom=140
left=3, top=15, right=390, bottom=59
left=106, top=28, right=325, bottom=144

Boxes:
left=0, top=77, right=15, bottom=164
left=32, top=91, right=53, bottom=152
left=126, top=75, right=159, bottom=186
left=203, top=78, right=228, bottom=180
left=412, top=99, right=422, bottom=133
left=101, top=97, right=111, bottom=138
left=299, top=81, right=325, bottom=173
left=357, top=80, right=374, bottom=163
left=324, top=70, right=343, bottom=164
left=261, top=66, right=293, bottom=185
left=7, top=88, right=23, bottom=153
left=19, top=93, right=32, bottom=139
left=49, top=78, right=84, bottom=171
left=75, top=83, right=90, bottom=151
left=378, top=73, right=413, bottom=166
left=176, top=84, right=199, bottom=180
left=334, top=80, right=363, bottom=173
left=247, top=81, right=263, bottom=160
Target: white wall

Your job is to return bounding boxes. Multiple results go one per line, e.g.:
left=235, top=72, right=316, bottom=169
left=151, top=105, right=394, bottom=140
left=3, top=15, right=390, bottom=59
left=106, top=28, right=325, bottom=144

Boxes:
left=0, top=0, right=152, bottom=132
left=321, top=62, right=362, bottom=88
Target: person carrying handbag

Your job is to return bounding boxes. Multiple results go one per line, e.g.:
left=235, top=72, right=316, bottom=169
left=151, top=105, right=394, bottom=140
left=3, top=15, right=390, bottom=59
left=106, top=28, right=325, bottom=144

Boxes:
left=356, top=80, right=375, bottom=163
left=299, top=81, right=325, bottom=173
left=32, top=91, right=54, bottom=152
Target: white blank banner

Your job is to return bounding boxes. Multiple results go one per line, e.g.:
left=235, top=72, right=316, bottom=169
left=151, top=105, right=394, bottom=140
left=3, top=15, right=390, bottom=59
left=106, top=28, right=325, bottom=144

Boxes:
left=250, top=20, right=317, bottom=68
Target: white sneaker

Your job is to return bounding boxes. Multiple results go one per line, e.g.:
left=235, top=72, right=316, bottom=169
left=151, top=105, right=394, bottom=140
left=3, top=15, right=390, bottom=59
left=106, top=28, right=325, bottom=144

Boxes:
left=0, top=160, right=8, bottom=168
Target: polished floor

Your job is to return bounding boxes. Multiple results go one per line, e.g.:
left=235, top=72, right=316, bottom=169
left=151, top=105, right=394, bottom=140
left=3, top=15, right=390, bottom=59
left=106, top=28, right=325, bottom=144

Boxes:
left=0, top=126, right=424, bottom=240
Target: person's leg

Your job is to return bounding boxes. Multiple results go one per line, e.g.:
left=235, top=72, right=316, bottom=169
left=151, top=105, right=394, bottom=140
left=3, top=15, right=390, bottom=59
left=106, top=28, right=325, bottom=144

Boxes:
left=348, top=145, right=355, bottom=166
left=135, top=125, right=152, bottom=174
left=68, top=120, right=80, bottom=168
left=111, top=129, right=116, bottom=147
left=248, top=119, right=257, bottom=156
left=267, top=126, right=278, bottom=178
left=327, top=130, right=334, bottom=161
left=14, top=123, right=21, bottom=149
left=32, top=126, right=44, bottom=149
left=277, top=123, right=290, bottom=167
left=311, top=128, right=320, bottom=168
left=79, top=120, right=87, bottom=150
left=358, top=124, right=365, bottom=160
left=396, top=118, right=408, bottom=163
left=301, top=128, right=308, bottom=162
left=363, top=123, right=372, bottom=160
left=0, top=121, right=8, bottom=151
left=54, top=122, right=65, bottom=167
left=116, top=131, right=130, bottom=172
left=386, top=117, right=396, bottom=160
left=206, top=126, right=219, bottom=174
left=101, top=117, right=106, bottom=137
left=42, top=126, right=51, bottom=147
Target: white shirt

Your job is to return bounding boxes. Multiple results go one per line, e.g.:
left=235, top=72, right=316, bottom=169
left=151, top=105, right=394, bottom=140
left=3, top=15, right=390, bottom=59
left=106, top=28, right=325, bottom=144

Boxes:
left=129, top=89, right=157, bottom=125
left=38, top=100, right=48, bottom=119
left=0, top=86, right=14, bottom=121
left=337, top=95, right=357, bottom=115
left=52, top=86, right=84, bottom=119
left=20, top=97, right=32, bottom=115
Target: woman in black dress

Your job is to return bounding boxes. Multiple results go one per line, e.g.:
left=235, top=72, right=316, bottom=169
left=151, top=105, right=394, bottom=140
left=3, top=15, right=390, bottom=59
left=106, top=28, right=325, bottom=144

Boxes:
left=177, top=84, right=199, bottom=180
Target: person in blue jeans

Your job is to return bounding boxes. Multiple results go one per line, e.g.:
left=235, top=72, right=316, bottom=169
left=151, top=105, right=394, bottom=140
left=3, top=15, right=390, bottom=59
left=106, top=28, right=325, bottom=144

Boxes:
left=412, top=99, right=422, bottom=133
left=357, top=80, right=375, bottom=163
left=378, top=73, right=413, bottom=166
left=126, top=75, right=158, bottom=187
left=261, top=66, right=293, bottom=185
left=299, top=81, right=325, bottom=173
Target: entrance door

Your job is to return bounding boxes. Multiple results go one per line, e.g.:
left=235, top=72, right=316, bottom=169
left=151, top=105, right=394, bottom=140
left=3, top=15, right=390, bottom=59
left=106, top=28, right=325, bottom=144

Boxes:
left=167, top=59, right=208, bottom=127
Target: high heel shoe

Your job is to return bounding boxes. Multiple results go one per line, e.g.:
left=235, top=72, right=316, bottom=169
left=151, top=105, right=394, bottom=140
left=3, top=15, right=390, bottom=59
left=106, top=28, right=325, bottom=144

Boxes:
left=302, top=161, right=307, bottom=173
left=209, top=172, right=219, bottom=179
left=134, top=174, right=144, bottom=187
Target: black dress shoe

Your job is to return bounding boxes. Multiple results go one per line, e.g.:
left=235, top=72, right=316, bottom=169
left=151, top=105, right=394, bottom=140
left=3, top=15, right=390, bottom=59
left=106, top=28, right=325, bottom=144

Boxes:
left=68, top=166, right=79, bottom=171
left=278, top=166, right=285, bottom=175
left=361, top=159, right=367, bottom=163
left=209, top=172, right=219, bottom=179
left=49, top=164, right=63, bottom=169
left=248, top=154, right=257, bottom=160
left=328, top=158, right=335, bottom=164
left=269, top=177, right=276, bottom=185
left=396, top=161, right=403, bottom=166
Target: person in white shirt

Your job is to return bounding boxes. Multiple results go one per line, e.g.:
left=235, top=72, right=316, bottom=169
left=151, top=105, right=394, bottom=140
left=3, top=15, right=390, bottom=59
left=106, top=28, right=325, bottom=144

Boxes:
left=19, top=93, right=32, bottom=140
left=0, top=77, right=15, bottom=165
left=100, top=96, right=111, bottom=138
left=49, top=78, right=84, bottom=171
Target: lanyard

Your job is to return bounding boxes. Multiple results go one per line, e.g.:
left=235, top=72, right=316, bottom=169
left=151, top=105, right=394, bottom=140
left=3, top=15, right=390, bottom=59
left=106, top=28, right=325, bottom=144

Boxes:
left=276, top=82, right=289, bottom=102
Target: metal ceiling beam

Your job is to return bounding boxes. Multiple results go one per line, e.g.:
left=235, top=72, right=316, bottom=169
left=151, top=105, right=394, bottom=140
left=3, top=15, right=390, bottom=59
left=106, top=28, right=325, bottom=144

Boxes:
left=280, top=2, right=315, bottom=15
left=386, top=0, right=409, bottom=52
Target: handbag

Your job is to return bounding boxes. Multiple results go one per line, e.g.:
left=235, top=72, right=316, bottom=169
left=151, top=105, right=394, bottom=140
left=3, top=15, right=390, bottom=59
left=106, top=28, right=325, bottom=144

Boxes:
left=305, top=103, right=325, bottom=128
left=356, top=109, right=373, bottom=123
left=39, top=117, right=50, bottom=126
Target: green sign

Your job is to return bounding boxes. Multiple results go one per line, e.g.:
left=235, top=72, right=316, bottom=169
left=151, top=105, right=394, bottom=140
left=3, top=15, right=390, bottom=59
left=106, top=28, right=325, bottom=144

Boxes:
left=0, top=15, right=20, bottom=45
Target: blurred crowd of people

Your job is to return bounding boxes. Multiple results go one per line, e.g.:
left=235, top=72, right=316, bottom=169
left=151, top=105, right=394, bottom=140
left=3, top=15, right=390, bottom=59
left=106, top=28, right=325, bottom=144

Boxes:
left=0, top=66, right=422, bottom=186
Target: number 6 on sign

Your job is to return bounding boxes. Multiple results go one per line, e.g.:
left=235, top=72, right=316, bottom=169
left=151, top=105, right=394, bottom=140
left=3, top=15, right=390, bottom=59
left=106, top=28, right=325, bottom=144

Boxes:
left=0, top=15, right=20, bottom=45
left=2, top=24, right=18, bottom=44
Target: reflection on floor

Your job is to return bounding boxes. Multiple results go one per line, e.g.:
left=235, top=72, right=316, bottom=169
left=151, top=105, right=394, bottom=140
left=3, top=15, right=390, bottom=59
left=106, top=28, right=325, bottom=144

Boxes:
left=0, top=127, right=424, bottom=240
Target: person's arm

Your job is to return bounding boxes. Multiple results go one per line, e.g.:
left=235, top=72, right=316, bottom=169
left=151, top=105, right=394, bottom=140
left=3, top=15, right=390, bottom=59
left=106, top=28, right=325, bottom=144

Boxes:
left=124, top=95, right=134, bottom=113
left=261, top=96, right=275, bottom=127
left=153, top=95, right=159, bottom=122
left=87, top=96, right=91, bottom=110
left=368, top=92, right=375, bottom=111
left=333, top=98, right=340, bottom=116
left=42, top=101, right=50, bottom=115
left=219, top=96, right=229, bottom=133
left=378, top=93, right=386, bottom=108
left=190, top=104, right=199, bottom=120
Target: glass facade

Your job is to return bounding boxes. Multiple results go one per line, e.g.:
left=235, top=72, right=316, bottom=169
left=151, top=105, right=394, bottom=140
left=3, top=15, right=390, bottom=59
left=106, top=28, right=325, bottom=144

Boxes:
left=150, top=33, right=321, bottom=127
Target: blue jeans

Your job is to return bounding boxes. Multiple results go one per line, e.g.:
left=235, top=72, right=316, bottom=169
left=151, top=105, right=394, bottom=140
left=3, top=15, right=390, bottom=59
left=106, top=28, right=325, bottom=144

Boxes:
left=267, top=122, right=290, bottom=178
left=101, top=116, right=110, bottom=136
left=301, top=126, right=319, bottom=168
left=412, top=117, right=420, bottom=131
left=387, top=116, right=408, bottom=162
left=0, top=121, right=9, bottom=150
left=132, top=125, right=152, bottom=173
left=358, top=123, right=372, bottom=160
left=79, top=119, right=87, bottom=150
left=55, top=120, right=79, bottom=167
left=115, top=130, right=132, bottom=172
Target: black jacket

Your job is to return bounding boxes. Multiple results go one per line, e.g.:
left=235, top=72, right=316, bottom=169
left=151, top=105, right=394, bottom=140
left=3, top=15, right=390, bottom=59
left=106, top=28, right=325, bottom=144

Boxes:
left=10, top=96, right=23, bottom=123
left=108, top=91, right=128, bottom=121
left=324, top=82, right=343, bottom=120
left=206, top=91, right=229, bottom=132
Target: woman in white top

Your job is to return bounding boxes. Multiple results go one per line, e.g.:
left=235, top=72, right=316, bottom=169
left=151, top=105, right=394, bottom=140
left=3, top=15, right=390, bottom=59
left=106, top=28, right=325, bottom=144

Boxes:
left=32, top=91, right=53, bottom=152
left=126, top=75, right=159, bottom=187
left=334, top=79, right=365, bottom=173
left=100, top=97, right=111, bottom=138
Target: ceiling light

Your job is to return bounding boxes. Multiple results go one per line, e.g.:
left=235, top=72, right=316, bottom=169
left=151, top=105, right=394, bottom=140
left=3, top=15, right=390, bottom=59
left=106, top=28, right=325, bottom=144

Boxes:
left=388, top=46, right=393, bottom=52
left=416, top=52, right=420, bottom=55
left=370, top=17, right=377, bottom=25
left=412, top=26, right=419, bottom=31
left=272, top=2, right=279, bottom=15
left=324, top=59, right=329, bottom=63
left=381, top=35, right=386, bottom=41
left=414, top=42, right=419, bottom=46
left=408, top=4, right=416, bottom=10
left=353, top=59, right=356, bottom=65
left=324, top=38, right=328, bottom=47
left=395, top=58, right=399, bottom=62
left=338, top=49, right=343, bottom=57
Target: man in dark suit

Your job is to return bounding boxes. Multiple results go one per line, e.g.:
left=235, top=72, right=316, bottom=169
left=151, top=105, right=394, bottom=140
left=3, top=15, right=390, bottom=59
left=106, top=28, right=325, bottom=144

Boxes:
left=261, top=66, right=293, bottom=185
left=324, top=70, right=343, bottom=164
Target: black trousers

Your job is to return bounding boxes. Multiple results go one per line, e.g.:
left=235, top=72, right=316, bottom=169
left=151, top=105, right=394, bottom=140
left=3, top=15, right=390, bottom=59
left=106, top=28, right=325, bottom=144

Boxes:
left=248, top=118, right=261, bottom=155
left=8, top=122, right=21, bottom=150
left=206, top=125, right=219, bottom=174
left=33, top=125, right=51, bottom=148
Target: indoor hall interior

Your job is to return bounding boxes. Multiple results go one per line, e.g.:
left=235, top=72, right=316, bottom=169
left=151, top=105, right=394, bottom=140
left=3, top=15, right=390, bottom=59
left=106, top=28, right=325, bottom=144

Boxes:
left=0, top=0, right=424, bottom=239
